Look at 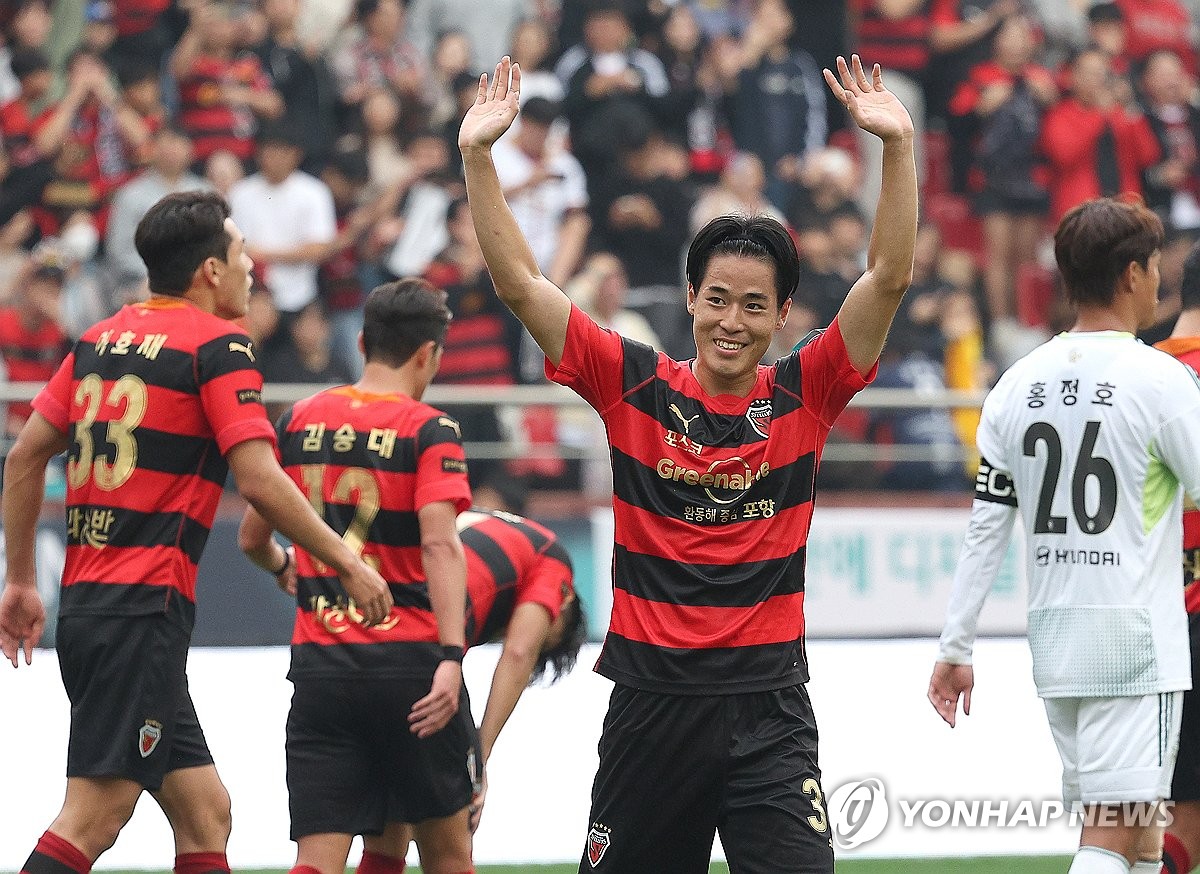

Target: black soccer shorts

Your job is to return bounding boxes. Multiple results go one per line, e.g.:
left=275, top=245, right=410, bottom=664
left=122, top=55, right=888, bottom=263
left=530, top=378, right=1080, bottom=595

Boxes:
left=1171, top=612, right=1200, bottom=801
left=56, top=612, right=213, bottom=790
left=286, top=676, right=474, bottom=839
left=579, top=683, right=834, bottom=874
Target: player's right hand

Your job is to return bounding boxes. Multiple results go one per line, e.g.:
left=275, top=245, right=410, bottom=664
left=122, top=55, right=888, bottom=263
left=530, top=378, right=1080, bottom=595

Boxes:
left=340, top=560, right=392, bottom=627
left=409, top=659, right=463, bottom=738
left=928, top=661, right=974, bottom=728
left=0, top=583, right=45, bottom=668
left=458, top=56, right=521, bottom=153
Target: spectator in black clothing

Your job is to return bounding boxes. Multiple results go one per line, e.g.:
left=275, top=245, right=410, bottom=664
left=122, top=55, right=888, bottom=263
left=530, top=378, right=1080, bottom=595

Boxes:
left=592, top=127, right=694, bottom=358
left=262, top=300, right=353, bottom=387
left=655, top=4, right=704, bottom=148
left=253, top=0, right=339, bottom=174
left=731, top=0, right=826, bottom=210
left=557, top=0, right=671, bottom=185
left=1139, top=49, right=1200, bottom=230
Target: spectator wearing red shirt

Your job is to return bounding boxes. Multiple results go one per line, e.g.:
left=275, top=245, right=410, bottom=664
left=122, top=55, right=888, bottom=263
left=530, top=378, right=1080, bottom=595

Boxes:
left=29, top=49, right=151, bottom=237
left=0, top=251, right=70, bottom=436
left=1115, top=0, right=1195, bottom=75
left=949, top=13, right=1055, bottom=325
left=1039, top=48, right=1161, bottom=222
left=170, top=0, right=283, bottom=164
left=0, top=47, right=54, bottom=229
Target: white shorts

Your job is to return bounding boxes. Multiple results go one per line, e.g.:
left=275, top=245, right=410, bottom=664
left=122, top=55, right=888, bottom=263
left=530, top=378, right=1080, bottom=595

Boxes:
left=1043, top=692, right=1183, bottom=804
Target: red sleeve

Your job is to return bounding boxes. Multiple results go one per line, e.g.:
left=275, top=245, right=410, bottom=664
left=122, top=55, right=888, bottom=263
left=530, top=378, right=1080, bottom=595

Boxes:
left=30, top=351, right=75, bottom=433
left=517, top=549, right=572, bottom=621
left=196, top=332, right=276, bottom=454
left=799, top=317, right=876, bottom=428
left=414, top=413, right=472, bottom=513
left=930, top=0, right=960, bottom=26
left=544, top=304, right=627, bottom=414
left=1040, top=102, right=1105, bottom=168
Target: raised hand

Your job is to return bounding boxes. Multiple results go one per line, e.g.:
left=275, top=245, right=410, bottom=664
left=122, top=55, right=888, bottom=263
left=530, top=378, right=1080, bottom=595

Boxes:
left=459, top=56, right=521, bottom=153
left=823, top=55, right=914, bottom=143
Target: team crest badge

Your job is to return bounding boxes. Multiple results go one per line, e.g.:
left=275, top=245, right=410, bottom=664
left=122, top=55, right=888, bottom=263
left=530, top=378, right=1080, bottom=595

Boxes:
left=746, top=398, right=772, bottom=439
left=138, top=720, right=162, bottom=758
left=587, top=823, right=611, bottom=867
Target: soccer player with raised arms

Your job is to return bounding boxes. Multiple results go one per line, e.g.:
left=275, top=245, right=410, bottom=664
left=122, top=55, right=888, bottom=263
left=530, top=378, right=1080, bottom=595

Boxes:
left=460, top=54, right=916, bottom=873
left=0, top=191, right=391, bottom=874
left=930, top=198, right=1200, bottom=874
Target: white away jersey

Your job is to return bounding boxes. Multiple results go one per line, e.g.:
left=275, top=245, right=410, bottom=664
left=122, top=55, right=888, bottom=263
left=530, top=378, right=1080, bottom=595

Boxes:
left=948, top=332, right=1200, bottom=697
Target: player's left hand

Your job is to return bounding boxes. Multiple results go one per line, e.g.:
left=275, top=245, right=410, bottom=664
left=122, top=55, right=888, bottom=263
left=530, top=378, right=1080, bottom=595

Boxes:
left=409, top=659, right=462, bottom=738
left=469, top=768, right=488, bottom=832
left=928, top=661, right=974, bottom=728
left=458, top=56, right=521, bottom=153
left=275, top=546, right=298, bottom=597
left=0, top=583, right=46, bottom=668
left=823, top=55, right=915, bottom=143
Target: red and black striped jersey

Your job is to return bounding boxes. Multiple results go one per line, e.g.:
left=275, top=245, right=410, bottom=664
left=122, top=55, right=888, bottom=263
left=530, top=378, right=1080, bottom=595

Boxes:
left=0, top=308, right=71, bottom=431
left=459, top=508, right=574, bottom=647
left=32, top=298, right=275, bottom=625
left=1155, top=336, right=1200, bottom=614
left=280, top=386, right=472, bottom=680
left=548, top=305, right=874, bottom=694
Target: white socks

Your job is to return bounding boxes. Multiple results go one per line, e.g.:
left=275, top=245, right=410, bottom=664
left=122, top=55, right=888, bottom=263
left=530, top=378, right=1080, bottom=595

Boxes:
left=1068, top=846, right=1132, bottom=873
left=1131, top=862, right=1163, bottom=872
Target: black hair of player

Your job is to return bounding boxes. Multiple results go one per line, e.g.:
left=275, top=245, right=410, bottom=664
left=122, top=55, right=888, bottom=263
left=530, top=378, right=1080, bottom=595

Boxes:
left=134, top=190, right=232, bottom=295
left=531, top=594, right=587, bottom=685
left=362, top=278, right=451, bottom=367
left=1181, top=239, right=1200, bottom=312
left=1054, top=196, right=1163, bottom=308
left=686, top=214, right=800, bottom=309
left=9, top=47, right=49, bottom=81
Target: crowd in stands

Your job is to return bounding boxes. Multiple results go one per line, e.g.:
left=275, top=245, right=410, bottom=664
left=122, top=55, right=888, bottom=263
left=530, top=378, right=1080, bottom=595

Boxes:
left=0, top=0, right=1198, bottom=496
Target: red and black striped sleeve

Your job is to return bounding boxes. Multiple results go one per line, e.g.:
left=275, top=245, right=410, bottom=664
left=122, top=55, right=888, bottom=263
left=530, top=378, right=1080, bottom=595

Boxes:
left=414, top=413, right=472, bottom=513
left=796, top=317, right=876, bottom=428
left=545, top=304, right=627, bottom=414
left=31, top=350, right=76, bottom=433
left=196, top=332, right=276, bottom=454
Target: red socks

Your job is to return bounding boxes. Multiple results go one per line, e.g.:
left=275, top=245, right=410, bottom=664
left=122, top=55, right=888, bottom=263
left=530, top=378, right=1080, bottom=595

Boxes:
left=175, top=853, right=230, bottom=874
left=356, top=851, right=406, bottom=874
left=21, top=832, right=91, bottom=874
left=1164, top=832, right=1192, bottom=874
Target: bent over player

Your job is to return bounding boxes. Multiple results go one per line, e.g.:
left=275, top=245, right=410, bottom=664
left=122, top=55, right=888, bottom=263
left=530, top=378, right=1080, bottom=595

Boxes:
left=460, top=54, right=916, bottom=873
left=239, top=279, right=476, bottom=874
left=930, top=198, right=1200, bottom=874
left=0, top=191, right=390, bottom=874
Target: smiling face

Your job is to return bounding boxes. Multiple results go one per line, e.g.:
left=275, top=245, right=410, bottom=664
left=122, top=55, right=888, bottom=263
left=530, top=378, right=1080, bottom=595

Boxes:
left=687, top=254, right=789, bottom=397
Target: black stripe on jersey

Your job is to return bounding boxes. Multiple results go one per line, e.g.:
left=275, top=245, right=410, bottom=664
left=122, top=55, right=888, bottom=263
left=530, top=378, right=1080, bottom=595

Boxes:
left=622, top=379, right=768, bottom=447
left=289, top=640, right=445, bottom=680
left=461, top=526, right=520, bottom=643
left=599, top=633, right=808, bottom=693
left=278, top=432, right=418, bottom=475
left=417, top=414, right=465, bottom=452
left=614, top=544, right=805, bottom=607
left=543, top=538, right=573, bottom=573
left=59, top=581, right=198, bottom=622
left=296, top=577, right=432, bottom=611
left=67, top=423, right=228, bottom=484
left=66, top=505, right=210, bottom=565
left=73, top=342, right=198, bottom=395
left=619, top=335, right=660, bottom=394
left=975, top=456, right=1018, bottom=507
left=198, top=333, right=264, bottom=381
left=318, top=504, right=421, bottom=548
left=609, top=446, right=816, bottom=518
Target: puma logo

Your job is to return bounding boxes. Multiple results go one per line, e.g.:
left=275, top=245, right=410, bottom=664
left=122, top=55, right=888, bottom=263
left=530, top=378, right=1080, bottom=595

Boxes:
left=228, top=341, right=256, bottom=362
left=439, top=416, right=462, bottom=438
left=669, top=403, right=700, bottom=435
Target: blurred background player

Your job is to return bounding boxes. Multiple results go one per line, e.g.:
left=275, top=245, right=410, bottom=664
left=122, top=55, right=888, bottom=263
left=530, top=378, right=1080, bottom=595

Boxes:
left=930, top=198, right=1200, bottom=874
left=1155, top=240, right=1200, bottom=874
left=0, top=190, right=389, bottom=874
left=238, top=278, right=475, bottom=874
left=459, top=54, right=916, bottom=874
left=345, top=502, right=588, bottom=873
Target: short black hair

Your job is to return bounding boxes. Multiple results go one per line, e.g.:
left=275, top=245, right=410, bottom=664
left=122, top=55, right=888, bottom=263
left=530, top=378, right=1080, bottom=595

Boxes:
left=1054, top=196, right=1163, bottom=308
left=323, top=145, right=370, bottom=184
left=685, top=214, right=800, bottom=308
left=531, top=579, right=586, bottom=685
left=361, top=278, right=452, bottom=367
left=1181, top=239, right=1200, bottom=312
left=134, top=191, right=232, bottom=295
left=1088, top=2, right=1123, bottom=24
left=10, top=47, right=49, bottom=81
left=521, top=97, right=560, bottom=126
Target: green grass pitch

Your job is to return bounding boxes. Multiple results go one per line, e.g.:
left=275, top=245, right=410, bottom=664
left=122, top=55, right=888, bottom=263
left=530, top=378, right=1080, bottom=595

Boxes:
left=92, top=860, right=1073, bottom=873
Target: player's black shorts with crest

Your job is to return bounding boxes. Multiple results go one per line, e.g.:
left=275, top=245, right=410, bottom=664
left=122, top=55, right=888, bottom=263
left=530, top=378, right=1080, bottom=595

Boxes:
left=286, top=676, right=474, bottom=839
left=579, top=683, right=833, bottom=874
left=56, top=612, right=213, bottom=790
left=1170, top=611, right=1200, bottom=801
